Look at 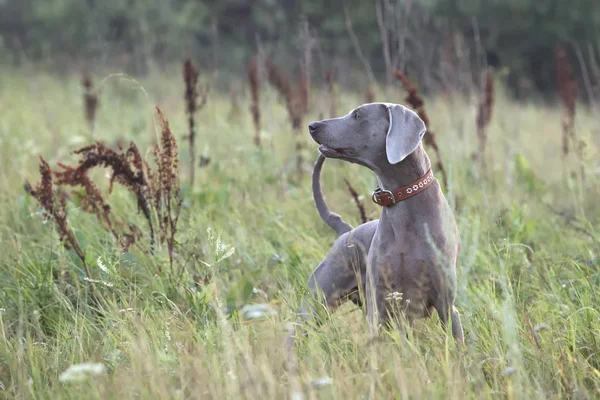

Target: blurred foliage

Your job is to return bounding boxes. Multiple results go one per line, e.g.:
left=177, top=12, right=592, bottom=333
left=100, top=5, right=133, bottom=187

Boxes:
left=0, top=0, right=599, bottom=95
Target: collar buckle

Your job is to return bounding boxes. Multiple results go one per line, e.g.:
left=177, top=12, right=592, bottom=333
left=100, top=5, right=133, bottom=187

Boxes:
left=371, top=188, right=395, bottom=205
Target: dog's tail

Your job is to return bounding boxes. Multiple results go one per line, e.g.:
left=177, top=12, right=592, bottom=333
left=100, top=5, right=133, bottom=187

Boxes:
left=313, top=154, right=353, bottom=236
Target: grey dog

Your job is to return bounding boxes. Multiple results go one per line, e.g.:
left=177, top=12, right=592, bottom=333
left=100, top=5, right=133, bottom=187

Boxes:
left=296, top=102, right=464, bottom=342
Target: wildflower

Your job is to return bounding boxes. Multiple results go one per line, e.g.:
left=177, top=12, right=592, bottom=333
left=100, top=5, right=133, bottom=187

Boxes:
left=59, top=363, right=106, bottom=383
left=385, top=292, right=403, bottom=302
left=311, top=376, right=333, bottom=388
left=240, top=304, right=276, bottom=320
left=252, top=287, right=268, bottom=300
left=84, top=277, right=113, bottom=288
left=97, top=257, right=109, bottom=274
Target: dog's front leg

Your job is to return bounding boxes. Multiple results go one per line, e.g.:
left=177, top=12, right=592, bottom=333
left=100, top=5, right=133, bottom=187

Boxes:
left=289, top=236, right=365, bottom=342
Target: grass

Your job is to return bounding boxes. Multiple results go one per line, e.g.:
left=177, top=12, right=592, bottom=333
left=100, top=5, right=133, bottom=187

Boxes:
left=1, top=66, right=600, bottom=399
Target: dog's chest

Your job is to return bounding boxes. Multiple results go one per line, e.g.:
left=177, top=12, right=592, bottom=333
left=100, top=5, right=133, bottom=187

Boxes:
left=370, top=238, right=440, bottom=319
left=370, top=202, right=458, bottom=318
left=388, top=265, right=434, bottom=318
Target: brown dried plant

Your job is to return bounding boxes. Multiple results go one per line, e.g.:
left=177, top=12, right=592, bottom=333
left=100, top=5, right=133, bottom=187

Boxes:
left=297, top=67, right=310, bottom=116
left=555, top=44, right=578, bottom=158
left=475, top=72, right=495, bottom=163
left=81, top=69, right=98, bottom=132
left=325, top=69, right=338, bottom=118
left=24, top=158, right=96, bottom=297
left=264, top=59, right=311, bottom=176
left=365, top=85, right=375, bottom=104
left=54, top=141, right=154, bottom=253
left=265, top=60, right=304, bottom=132
left=155, top=107, right=183, bottom=272
left=183, top=57, right=209, bottom=187
left=344, top=179, right=368, bottom=224
left=54, top=161, right=117, bottom=241
left=25, top=109, right=183, bottom=277
left=393, top=70, right=448, bottom=188
left=248, top=59, right=262, bottom=146
left=229, top=83, right=241, bottom=120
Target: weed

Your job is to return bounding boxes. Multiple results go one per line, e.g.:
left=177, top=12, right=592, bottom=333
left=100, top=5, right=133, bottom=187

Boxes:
left=81, top=68, right=99, bottom=133
left=183, top=57, right=209, bottom=186
left=475, top=71, right=495, bottom=165
left=393, top=70, right=448, bottom=187
left=154, top=107, right=183, bottom=272
left=344, top=178, right=368, bottom=224
left=24, top=157, right=96, bottom=297
left=24, top=108, right=182, bottom=275
left=248, top=58, right=262, bottom=146
left=365, top=85, right=375, bottom=104
left=325, top=69, right=338, bottom=118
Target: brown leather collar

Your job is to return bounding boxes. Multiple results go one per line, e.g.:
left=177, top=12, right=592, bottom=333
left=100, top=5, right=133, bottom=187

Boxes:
left=371, top=170, right=435, bottom=206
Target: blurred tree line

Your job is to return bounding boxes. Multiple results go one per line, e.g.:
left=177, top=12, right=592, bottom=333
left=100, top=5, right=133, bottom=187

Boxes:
left=1, top=0, right=599, bottom=96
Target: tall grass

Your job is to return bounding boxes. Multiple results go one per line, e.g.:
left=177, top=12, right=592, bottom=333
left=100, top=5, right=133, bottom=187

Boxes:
left=0, top=67, right=599, bottom=399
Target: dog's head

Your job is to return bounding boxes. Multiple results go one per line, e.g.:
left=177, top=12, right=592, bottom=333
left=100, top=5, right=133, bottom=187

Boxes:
left=308, top=103, right=426, bottom=169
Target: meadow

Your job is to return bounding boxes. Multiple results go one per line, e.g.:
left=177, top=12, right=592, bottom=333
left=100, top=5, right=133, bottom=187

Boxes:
left=0, top=65, right=599, bottom=399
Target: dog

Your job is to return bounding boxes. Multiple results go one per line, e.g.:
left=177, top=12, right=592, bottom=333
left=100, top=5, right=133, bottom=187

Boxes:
left=295, top=102, right=464, bottom=342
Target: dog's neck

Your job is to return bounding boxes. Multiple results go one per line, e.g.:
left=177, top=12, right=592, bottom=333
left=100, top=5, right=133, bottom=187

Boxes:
left=375, top=144, right=432, bottom=190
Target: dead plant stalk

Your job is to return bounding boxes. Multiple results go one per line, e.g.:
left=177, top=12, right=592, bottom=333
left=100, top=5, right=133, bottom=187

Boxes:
left=344, top=179, right=368, bottom=224
left=183, top=58, right=209, bottom=187
left=25, top=108, right=183, bottom=277
left=555, top=44, right=579, bottom=173
left=393, top=70, right=448, bottom=188
left=475, top=72, right=495, bottom=165
left=24, top=158, right=96, bottom=298
left=248, top=59, right=261, bottom=146
left=81, top=69, right=99, bottom=135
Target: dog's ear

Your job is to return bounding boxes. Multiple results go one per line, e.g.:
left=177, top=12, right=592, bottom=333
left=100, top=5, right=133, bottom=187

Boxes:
left=385, top=104, right=426, bottom=164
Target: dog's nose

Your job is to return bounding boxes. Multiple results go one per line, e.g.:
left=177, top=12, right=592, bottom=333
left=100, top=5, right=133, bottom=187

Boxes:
left=308, top=122, right=320, bottom=136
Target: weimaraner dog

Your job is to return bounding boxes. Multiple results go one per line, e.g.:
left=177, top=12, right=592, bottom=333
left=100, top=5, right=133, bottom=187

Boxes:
left=295, top=102, right=464, bottom=342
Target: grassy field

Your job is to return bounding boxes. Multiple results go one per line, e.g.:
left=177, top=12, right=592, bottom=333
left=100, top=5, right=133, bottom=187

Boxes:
left=1, top=66, right=600, bottom=399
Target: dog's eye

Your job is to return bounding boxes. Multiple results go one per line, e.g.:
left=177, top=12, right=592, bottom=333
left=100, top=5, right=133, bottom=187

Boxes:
left=354, top=112, right=360, bottom=120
